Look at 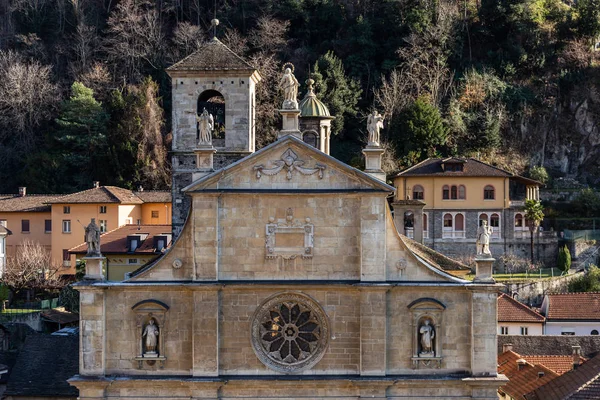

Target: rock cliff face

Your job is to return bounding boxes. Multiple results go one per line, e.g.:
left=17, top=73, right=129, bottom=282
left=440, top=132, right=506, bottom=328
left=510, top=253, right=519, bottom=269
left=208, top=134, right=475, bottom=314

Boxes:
left=524, top=79, right=600, bottom=186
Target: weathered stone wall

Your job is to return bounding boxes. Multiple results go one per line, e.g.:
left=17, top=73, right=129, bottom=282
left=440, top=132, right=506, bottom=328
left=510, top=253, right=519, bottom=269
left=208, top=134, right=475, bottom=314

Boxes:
left=502, top=271, right=584, bottom=305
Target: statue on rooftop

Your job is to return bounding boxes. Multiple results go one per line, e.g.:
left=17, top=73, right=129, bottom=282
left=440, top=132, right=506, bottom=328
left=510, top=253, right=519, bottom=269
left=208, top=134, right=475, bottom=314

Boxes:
left=367, top=110, right=385, bottom=146
left=84, top=218, right=101, bottom=257
left=476, top=220, right=493, bottom=257
left=279, top=63, right=299, bottom=109
left=196, top=108, right=214, bottom=146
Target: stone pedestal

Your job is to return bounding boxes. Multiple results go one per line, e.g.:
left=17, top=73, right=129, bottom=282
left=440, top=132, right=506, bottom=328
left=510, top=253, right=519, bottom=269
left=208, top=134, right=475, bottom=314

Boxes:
left=84, top=256, right=106, bottom=281
left=362, top=145, right=385, bottom=182
left=474, top=256, right=495, bottom=283
left=278, top=108, right=302, bottom=140
left=193, top=146, right=217, bottom=181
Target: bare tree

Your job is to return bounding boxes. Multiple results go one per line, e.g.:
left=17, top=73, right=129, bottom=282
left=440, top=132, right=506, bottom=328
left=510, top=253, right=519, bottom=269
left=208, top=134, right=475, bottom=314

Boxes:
left=69, top=23, right=99, bottom=78
left=249, top=17, right=290, bottom=53
left=221, top=27, right=248, bottom=55
left=2, top=240, right=65, bottom=298
left=78, top=62, right=113, bottom=101
left=249, top=51, right=281, bottom=148
left=171, top=21, right=205, bottom=61
left=0, top=50, right=58, bottom=148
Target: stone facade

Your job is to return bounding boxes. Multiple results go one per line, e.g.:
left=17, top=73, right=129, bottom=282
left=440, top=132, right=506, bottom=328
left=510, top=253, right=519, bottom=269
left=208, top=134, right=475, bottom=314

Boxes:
left=71, top=137, right=506, bottom=399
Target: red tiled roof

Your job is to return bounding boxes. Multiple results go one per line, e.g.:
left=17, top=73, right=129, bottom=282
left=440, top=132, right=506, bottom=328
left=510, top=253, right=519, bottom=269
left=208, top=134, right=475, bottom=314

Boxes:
left=498, top=293, right=546, bottom=323
left=69, top=224, right=172, bottom=254
left=545, top=293, right=600, bottom=321
left=498, top=350, right=560, bottom=400
left=524, top=355, right=586, bottom=375
left=47, top=186, right=144, bottom=204
left=391, top=157, right=542, bottom=185
left=133, top=191, right=171, bottom=203
left=526, top=352, right=600, bottom=400
left=0, top=194, right=62, bottom=212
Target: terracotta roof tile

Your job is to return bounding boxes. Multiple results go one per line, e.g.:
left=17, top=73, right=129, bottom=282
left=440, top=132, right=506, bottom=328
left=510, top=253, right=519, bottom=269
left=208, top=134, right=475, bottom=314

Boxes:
left=167, top=37, right=255, bottom=72
left=69, top=224, right=172, bottom=254
left=498, top=350, right=560, bottom=400
left=133, top=190, right=171, bottom=203
left=498, top=293, right=546, bottom=323
left=499, top=335, right=600, bottom=358
left=545, top=293, right=600, bottom=321
left=524, top=355, right=586, bottom=375
left=47, top=186, right=143, bottom=204
left=0, top=194, right=61, bottom=212
left=526, top=352, right=600, bottom=400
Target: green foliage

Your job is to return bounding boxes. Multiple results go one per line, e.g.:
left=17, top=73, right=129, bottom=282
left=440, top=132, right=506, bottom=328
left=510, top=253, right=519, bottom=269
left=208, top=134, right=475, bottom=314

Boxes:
left=573, top=0, right=600, bottom=39
left=312, top=51, right=362, bottom=136
left=0, top=285, right=9, bottom=303
left=529, top=166, right=549, bottom=184
left=557, top=245, right=572, bottom=274
left=397, top=97, right=447, bottom=159
left=524, top=199, right=545, bottom=228
left=572, top=188, right=600, bottom=217
left=568, top=265, right=600, bottom=292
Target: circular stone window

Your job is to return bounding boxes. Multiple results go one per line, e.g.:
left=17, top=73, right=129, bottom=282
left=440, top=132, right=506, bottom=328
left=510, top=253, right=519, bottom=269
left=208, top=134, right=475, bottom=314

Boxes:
left=251, top=292, right=329, bottom=373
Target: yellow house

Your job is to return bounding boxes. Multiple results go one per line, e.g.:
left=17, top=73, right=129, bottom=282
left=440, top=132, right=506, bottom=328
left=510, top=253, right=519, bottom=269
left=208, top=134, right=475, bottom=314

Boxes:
left=69, top=224, right=172, bottom=281
left=45, top=184, right=171, bottom=275
left=390, top=157, right=553, bottom=264
left=0, top=187, right=61, bottom=259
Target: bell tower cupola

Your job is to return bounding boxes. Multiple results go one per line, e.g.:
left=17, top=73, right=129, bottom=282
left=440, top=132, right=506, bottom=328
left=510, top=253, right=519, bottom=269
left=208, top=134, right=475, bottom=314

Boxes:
left=299, top=78, right=334, bottom=154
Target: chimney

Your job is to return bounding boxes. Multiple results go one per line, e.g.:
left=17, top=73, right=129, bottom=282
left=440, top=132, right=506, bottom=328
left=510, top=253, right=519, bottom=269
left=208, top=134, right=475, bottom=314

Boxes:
left=18, top=187, right=26, bottom=197
left=93, top=181, right=100, bottom=188
left=538, top=371, right=545, bottom=378
left=517, top=359, right=527, bottom=371
left=502, top=343, right=513, bottom=353
left=573, top=345, right=581, bottom=370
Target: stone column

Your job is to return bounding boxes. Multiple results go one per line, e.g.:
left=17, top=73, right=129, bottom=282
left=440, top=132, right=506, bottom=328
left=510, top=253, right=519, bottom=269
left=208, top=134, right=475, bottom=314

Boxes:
left=192, top=288, right=219, bottom=376
left=362, top=145, right=385, bottom=182
left=360, top=196, right=386, bottom=281
left=278, top=108, right=302, bottom=140
left=78, top=286, right=106, bottom=376
left=359, top=288, right=387, bottom=375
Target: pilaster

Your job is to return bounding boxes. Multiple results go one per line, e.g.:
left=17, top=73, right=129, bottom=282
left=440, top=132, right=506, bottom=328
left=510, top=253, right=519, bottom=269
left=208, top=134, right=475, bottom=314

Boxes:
left=192, top=288, right=219, bottom=376
left=468, top=286, right=502, bottom=376
left=360, top=196, right=386, bottom=281
left=359, top=288, right=387, bottom=375
left=77, top=285, right=106, bottom=376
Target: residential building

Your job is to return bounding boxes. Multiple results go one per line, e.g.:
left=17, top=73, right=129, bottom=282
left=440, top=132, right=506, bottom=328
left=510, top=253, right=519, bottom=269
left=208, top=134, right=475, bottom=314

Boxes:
left=497, top=349, right=559, bottom=400
left=46, top=184, right=171, bottom=274
left=69, top=224, right=172, bottom=281
left=0, top=188, right=61, bottom=259
left=0, top=225, right=8, bottom=276
left=540, top=293, right=600, bottom=335
left=70, top=40, right=506, bottom=400
left=498, top=293, right=545, bottom=335
left=390, top=158, right=557, bottom=266
left=498, top=334, right=600, bottom=359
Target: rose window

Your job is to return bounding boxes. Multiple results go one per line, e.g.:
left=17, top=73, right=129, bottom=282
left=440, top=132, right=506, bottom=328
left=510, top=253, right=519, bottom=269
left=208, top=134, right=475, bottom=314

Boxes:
left=251, top=293, right=329, bottom=373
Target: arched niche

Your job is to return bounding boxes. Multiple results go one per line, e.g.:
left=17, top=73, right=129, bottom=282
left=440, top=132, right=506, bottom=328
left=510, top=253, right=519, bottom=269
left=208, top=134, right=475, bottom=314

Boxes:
left=407, top=298, right=445, bottom=369
left=197, top=89, right=225, bottom=142
left=132, top=299, right=169, bottom=368
left=302, top=130, right=319, bottom=149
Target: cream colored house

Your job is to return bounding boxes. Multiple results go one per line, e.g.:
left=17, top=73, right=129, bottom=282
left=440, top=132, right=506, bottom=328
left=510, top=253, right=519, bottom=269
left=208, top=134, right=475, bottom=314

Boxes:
left=498, top=293, right=545, bottom=336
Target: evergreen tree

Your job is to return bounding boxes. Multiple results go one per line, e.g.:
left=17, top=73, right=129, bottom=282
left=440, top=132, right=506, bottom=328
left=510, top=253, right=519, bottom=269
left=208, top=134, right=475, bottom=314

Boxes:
left=398, top=97, right=448, bottom=159
left=557, top=245, right=572, bottom=275
left=524, top=199, right=545, bottom=264
left=312, top=51, right=362, bottom=136
left=54, top=82, right=109, bottom=191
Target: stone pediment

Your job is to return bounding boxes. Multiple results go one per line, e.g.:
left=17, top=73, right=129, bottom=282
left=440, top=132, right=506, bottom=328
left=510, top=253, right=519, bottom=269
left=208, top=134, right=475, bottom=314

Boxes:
left=182, top=136, right=395, bottom=193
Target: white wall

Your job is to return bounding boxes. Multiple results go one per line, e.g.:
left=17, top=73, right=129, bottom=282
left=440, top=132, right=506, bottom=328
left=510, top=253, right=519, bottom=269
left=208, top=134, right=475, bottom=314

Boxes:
left=0, top=234, right=5, bottom=276
left=498, top=322, right=543, bottom=335
left=545, top=321, right=600, bottom=335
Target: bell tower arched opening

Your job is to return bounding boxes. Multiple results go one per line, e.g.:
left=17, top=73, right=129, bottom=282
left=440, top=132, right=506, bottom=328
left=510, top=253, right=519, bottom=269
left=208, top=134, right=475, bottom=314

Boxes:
left=197, top=90, right=225, bottom=143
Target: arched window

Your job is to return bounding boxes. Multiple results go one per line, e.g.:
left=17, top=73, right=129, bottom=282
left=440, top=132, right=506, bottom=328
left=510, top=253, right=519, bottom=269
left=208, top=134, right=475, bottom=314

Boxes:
left=302, top=131, right=318, bottom=148
left=491, top=213, right=500, bottom=228
left=515, top=213, right=524, bottom=228
left=198, top=90, right=225, bottom=140
left=423, top=213, right=428, bottom=238
left=450, top=185, right=458, bottom=200
left=404, top=211, right=414, bottom=228
left=443, top=213, right=453, bottom=228
left=484, top=185, right=495, bottom=200
left=455, top=213, right=464, bottom=231
left=413, top=185, right=424, bottom=200
left=458, top=185, right=466, bottom=200
left=592, top=330, right=599, bottom=335
left=442, top=185, right=450, bottom=200
left=479, top=213, right=489, bottom=226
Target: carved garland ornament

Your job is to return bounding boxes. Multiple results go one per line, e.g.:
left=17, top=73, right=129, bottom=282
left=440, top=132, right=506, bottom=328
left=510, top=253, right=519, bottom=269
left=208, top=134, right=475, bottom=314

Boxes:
left=254, top=149, right=325, bottom=180
left=251, top=292, right=329, bottom=373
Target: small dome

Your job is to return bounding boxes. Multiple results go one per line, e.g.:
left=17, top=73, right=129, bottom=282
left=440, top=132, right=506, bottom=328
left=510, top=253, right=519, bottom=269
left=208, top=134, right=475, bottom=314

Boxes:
left=300, top=79, right=331, bottom=117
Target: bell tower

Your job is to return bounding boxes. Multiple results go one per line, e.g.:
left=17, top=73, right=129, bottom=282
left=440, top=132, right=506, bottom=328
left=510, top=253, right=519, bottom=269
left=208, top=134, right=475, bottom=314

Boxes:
left=167, top=38, right=261, bottom=237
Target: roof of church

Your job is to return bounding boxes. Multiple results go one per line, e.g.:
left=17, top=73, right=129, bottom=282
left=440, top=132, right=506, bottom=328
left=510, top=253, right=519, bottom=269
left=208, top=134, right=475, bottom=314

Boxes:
left=391, top=157, right=542, bottom=185
left=526, top=352, right=600, bottom=400
left=69, top=224, right=172, bottom=254
left=0, top=194, right=62, bottom=212
left=3, top=334, right=79, bottom=398
left=399, top=235, right=471, bottom=274
left=167, top=37, right=256, bottom=72
left=544, top=293, right=600, bottom=321
left=498, top=293, right=545, bottom=323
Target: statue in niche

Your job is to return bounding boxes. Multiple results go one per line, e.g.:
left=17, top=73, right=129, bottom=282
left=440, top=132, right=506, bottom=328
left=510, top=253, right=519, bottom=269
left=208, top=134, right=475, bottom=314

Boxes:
left=476, top=220, right=493, bottom=257
left=367, top=110, right=385, bottom=146
left=84, top=218, right=101, bottom=257
left=279, top=64, right=299, bottom=109
left=196, top=108, right=214, bottom=146
left=419, top=319, right=435, bottom=357
left=142, top=318, right=159, bottom=356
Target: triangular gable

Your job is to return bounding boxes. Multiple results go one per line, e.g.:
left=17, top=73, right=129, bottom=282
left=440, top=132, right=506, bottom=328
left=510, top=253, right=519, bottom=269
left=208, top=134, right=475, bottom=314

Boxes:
left=183, top=135, right=395, bottom=193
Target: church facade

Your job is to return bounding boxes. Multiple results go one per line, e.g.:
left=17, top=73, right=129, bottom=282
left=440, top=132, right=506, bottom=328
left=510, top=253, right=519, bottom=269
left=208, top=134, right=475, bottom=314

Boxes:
left=70, top=38, right=506, bottom=399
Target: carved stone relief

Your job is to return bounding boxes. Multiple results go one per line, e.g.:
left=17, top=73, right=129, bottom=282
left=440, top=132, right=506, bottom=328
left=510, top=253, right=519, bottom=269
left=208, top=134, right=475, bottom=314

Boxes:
left=254, top=149, right=325, bottom=180
left=265, top=208, right=314, bottom=260
left=250, top=292, right=330, bottom=374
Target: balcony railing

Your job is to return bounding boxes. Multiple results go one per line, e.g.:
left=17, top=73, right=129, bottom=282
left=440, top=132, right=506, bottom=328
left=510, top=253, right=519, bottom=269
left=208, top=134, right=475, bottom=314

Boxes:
left=442, top=230, right=466, bottom=239
left=510, top=200, right=525, bottom=207
left=405, top=228, right=429, bottom=239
